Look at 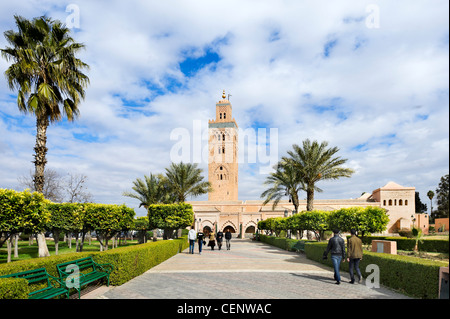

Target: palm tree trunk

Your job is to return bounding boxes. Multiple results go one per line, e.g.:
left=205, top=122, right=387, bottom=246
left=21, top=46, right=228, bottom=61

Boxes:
left=34, top=115, right=50, bottom=258
left=306, top=187, right=314, bottom=211
left=33, top=115, right=49, bottom=193
left=292, top=192, right=299, bottom=213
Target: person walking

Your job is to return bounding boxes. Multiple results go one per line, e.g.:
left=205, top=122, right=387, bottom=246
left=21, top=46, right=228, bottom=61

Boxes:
left=197, top=229, right=205, bottom=255
left=347, top=229, right=363, bottom=284
left=323, top=229, right=346, bottom=284
left=216, top=230, right=224, bottom=250
left=188, top=226, right=196, bottom=254
left=208, top=232, right=216, bottom=250
left=225, top=229, right=232, bottom=250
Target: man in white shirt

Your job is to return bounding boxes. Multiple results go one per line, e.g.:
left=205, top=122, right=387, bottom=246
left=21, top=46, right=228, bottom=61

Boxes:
left=188, top=226, right=197, bottom=254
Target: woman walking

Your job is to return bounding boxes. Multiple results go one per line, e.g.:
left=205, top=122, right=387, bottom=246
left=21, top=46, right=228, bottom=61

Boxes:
left=208, top=232, right=216, bottom=250
left=197, top=230, right=205, bottom=255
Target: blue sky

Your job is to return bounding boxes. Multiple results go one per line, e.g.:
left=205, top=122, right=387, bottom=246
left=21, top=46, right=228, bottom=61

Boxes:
left=0, top=0, right=448, bottom=217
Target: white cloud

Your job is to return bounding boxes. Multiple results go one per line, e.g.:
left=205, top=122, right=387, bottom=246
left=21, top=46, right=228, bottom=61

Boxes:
left=0, top=0, right=448, bottom=216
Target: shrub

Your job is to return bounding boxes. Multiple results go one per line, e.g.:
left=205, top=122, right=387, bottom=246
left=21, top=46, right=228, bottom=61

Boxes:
left=418, top=239, right=449, bottom=253
left=0, top=277, right=29, bottom=299
left=95, top=236, right=188, bottom=285
left=148, top=203, right=194, bottom=239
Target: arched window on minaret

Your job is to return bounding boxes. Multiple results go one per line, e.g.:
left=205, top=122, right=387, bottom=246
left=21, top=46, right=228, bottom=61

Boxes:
left=222, top=134, right=225, bottom=141
left=224, top=113, right=226, bottom=119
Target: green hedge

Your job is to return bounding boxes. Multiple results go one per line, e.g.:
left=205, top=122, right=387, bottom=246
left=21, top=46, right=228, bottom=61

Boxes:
left=94, top=237, right=188, bottom=285
left=305, top=241, right=447, bottom=299
left=259, top=234, right=314, bottom=252
left=0, top=277, right=29, bottom=299
left=0, top=236, right=188, bottom=299
left=347, top=236, right=449, bottom=253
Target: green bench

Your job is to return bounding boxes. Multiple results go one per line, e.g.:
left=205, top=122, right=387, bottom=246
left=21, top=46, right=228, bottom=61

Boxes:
left=56, top=256, right=114, bottom=299
left=0, top=267, right=69, bottom=299
left=291, top=240, right=306, bottom=252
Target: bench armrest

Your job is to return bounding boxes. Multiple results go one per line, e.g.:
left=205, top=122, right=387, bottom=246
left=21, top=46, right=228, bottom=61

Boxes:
left=94, top=262, right=114, bottom=273
left=47, top=273, right=66, bottom=288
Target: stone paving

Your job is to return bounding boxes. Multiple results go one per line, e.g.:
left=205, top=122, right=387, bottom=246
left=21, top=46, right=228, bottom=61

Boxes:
left=83, top=238, right=411, bottom=299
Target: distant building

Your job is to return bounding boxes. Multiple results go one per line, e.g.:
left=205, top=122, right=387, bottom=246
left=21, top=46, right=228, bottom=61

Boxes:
left=187, top=92, right=417, bottom=237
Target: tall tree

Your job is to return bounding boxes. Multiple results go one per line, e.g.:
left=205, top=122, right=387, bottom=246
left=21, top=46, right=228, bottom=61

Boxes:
left=415, top=192, right=427, bottom=214
left=283, top=139, right=354, bottom=211
left=123, top=173, right=175, bottom=241
left=123, top=173, right=173, bottom=207
left=17, top=168, right=64, bottom=202
left=1, top=16, right=89, bottom=257
left=427, top=190, right=435, bottom=216
left=260, top=160, right=305, bottom=213
left=435, top=174, right=449, bottom=218
left=164, top=162, right=212, bottom=202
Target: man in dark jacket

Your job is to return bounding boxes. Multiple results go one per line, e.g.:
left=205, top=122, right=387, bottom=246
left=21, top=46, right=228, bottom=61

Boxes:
left=216, top=230, right=224, bottom=250
left=323, top=229, right=346, bottom=284
left=225, top=229, right=232, bottom=250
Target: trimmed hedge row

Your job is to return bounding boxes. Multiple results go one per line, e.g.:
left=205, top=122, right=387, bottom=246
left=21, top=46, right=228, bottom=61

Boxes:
left=0, top=277, right=29, bottom=299
left=351, top=236, right=449, bottom=253
left=259, top=234, right=315, bottom=252
left=304, top=241, right=447, bottom=299
left=0, top=236, right=188, bottom=299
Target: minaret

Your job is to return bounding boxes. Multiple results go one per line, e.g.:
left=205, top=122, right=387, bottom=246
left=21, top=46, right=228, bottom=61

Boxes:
left=208, top=90, right=238, bottom=201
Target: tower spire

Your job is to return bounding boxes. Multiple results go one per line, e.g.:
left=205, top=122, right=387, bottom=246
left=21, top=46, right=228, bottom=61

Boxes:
left=222, top=89, right=226, bottom=99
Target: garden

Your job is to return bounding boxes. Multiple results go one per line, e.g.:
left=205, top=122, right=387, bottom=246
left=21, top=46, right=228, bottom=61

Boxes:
left=0, top=188, right=194, bottom=299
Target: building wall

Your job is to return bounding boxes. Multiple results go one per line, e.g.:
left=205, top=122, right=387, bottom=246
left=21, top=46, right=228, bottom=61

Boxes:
left=435, top=218, right=449, bottom=232
left=189, top=183, right=417, bottom=236
left=372, top=183, right=416, bottom=233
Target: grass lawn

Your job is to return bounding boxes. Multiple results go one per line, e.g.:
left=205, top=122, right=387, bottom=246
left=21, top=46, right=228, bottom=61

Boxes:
left=0, top=239, right=140, bottom=264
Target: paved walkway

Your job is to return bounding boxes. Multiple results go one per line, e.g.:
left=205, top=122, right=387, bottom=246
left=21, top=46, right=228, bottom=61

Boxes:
left=83, top=238, right=410, bottom=299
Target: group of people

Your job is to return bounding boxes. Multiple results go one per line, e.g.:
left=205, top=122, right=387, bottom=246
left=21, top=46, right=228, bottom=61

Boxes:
left=323, top=228, right=363, bottom=285
left=189, top=225, right=363, bottom=285
left=187, top=227, right=233, bottom=255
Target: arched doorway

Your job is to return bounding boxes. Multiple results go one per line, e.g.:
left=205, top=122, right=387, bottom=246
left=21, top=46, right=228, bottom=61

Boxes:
left=203, top=226, right=212, bottom=237
left=223, top=225, right=236, bottom=233
left=245, top=226, right=255, bottom=233
left=244, top=225, right=256, bottom=238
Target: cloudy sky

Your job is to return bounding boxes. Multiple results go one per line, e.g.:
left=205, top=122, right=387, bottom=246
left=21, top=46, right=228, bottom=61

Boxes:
left=0, top=0, right=448, bottom=217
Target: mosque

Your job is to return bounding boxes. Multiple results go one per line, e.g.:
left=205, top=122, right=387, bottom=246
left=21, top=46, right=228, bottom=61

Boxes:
left=187, top=91, right=425, bottom=237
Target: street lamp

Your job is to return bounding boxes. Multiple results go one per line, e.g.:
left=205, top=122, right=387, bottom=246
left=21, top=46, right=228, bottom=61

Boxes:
left=411, top=215, right=416, bottom=228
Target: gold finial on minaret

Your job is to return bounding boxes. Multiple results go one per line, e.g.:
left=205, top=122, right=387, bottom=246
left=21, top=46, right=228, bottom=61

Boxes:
left=222, top=90, right=226, bottom=99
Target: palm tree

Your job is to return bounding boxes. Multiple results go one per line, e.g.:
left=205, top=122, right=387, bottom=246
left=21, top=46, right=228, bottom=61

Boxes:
left=260, top=160, right=305, bottom=213
left=427, top=190, right=434, bottom=217
left=283, top=139, right=354, bottom=211
left=123, top=173, right=174, bottom=242
left=164, top=162, right=212, bottom=202
left=1, top=16, right=89, bottom=257
left=123, top=173, right=174, bottom=207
